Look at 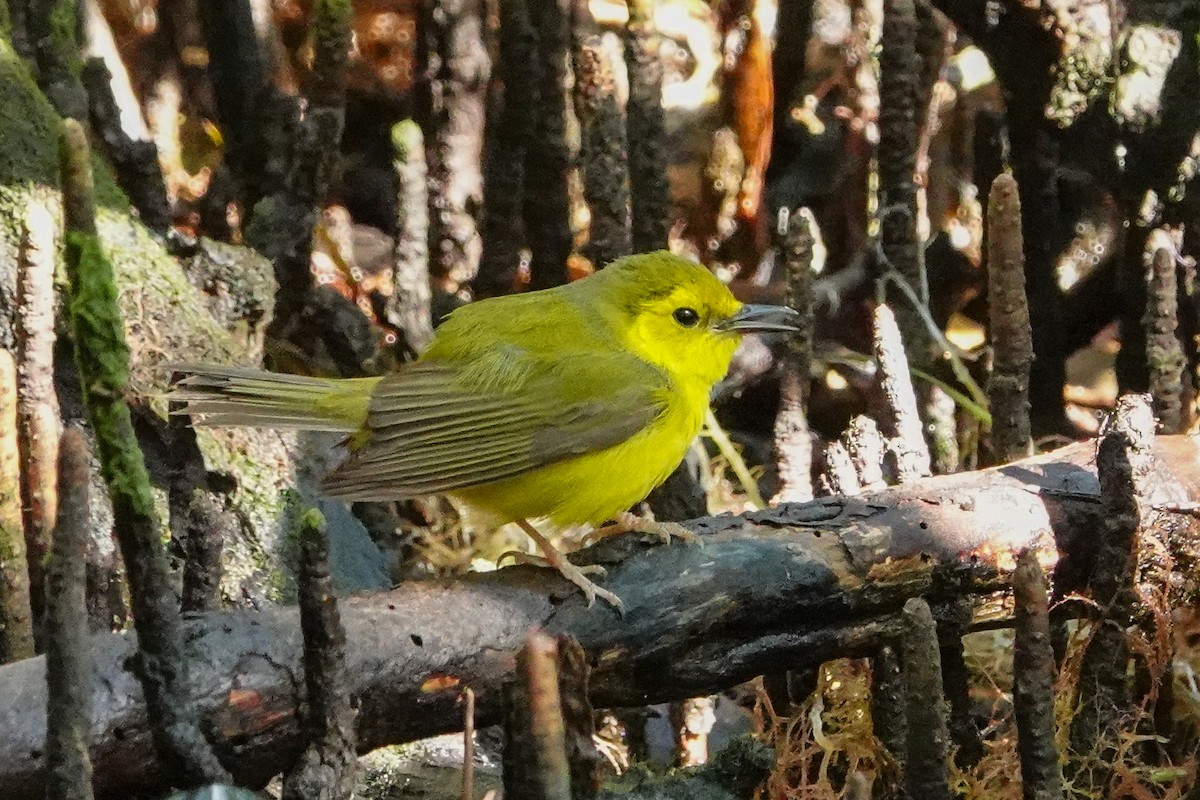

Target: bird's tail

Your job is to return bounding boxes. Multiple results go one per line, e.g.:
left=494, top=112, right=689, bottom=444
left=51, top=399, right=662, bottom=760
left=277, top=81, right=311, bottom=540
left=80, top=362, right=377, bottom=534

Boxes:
left=168, top=364, right=377, bottom=433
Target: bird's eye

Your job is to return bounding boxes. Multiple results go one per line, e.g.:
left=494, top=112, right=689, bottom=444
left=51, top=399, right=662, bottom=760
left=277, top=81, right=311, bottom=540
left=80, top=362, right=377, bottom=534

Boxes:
left=673, top=307, right=700, bottom=327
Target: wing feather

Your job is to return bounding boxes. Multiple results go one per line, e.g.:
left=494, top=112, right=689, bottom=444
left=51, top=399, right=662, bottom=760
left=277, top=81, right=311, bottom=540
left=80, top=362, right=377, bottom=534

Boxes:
left=320, top=353, right=667, bottom=501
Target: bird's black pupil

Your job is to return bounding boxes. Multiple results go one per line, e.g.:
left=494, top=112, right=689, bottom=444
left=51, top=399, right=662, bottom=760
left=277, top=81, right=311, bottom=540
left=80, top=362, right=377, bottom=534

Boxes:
left=673, top=307, right=700, bottom=327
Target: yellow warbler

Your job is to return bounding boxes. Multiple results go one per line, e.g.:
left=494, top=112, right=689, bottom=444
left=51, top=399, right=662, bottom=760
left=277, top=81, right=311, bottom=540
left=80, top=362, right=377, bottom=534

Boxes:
left=171, top=251, right=799, bottom=610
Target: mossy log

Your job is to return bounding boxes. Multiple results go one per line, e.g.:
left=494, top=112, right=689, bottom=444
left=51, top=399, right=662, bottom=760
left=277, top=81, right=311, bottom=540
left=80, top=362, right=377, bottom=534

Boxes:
left=0, top=32, right=352, bottom=609
left=0, top=437, right=1198, bottom=797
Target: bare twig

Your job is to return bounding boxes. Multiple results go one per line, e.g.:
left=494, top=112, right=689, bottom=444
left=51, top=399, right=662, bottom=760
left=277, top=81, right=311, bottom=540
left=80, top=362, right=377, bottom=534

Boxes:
left=43, top=427, right=93, bottom=800
left=282, top=509, right=358, bottom=800
left=901, top=598, right=951, bottom=800
left=60, top=118, right=230, bottom=787
left=987, top=173, right=1034, bottom=463
left=624, top=0, right=669, bottom=252
left=0, top=350, right=34, bottom=662
left=571, top=0, right=631, bottom=269
left=773, top=209, right=816, bottom=503
left=1144, top=246, right=1185, bottom=434
left=1012, top=549, right=1063, bottom=800
left=873, top=304, right=931, bottom=482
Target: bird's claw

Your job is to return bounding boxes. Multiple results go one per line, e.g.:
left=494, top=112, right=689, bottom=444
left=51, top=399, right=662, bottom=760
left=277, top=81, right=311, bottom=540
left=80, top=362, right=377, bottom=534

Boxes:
left=584, top=511, right=704, bottom=548
left=498, top=550, right=622, bottom=612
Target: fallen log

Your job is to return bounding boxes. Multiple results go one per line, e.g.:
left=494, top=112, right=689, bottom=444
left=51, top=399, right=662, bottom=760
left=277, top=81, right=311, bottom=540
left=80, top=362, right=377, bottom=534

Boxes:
left=2, top=437, right=1199, bottom=799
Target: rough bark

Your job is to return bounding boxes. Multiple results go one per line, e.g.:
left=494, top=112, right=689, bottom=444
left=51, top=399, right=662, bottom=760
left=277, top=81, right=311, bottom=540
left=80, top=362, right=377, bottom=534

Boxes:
left=901, top=598, right=951, bottom=800
left=623, top=0, right=669, bottom=253
left=420, top=0, right=489, bottom=290
left=80, top=57, right=170, bottom=233
left=1144, top=247, right=1185, bottom=434
left=773, top=209, right=816, bottom=503
left=1067, top=395, right=1154, bottom=791
left=524, top=0, right=573, bottom=290
left=476, top=0, right=536, bottom=298
left=877, top=0, right=930, bottom=364
left=570, top=1, right=631, bottom=270
left=3, top=437, right=1200, bottom=797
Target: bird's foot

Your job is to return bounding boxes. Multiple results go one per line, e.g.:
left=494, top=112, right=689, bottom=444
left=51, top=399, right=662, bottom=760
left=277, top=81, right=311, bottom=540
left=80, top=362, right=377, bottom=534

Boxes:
left=507, top=519, right=626, bottom=613
left=584, top=511, right=703, bottom=548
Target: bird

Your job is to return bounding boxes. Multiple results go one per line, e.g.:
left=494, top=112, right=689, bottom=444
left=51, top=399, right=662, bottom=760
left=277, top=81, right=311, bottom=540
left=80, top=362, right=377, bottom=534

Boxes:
left=170, top=251, right=800, bottom=611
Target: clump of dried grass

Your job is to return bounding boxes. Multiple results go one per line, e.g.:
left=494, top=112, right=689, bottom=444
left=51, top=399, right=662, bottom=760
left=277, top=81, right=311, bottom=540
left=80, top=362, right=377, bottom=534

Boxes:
left=756, top=659, right=897, bottom=798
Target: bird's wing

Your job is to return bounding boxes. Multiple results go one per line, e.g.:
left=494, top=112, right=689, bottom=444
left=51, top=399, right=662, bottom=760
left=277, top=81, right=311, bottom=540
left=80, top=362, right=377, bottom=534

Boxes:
left=319, top=354, right=667, bottom=500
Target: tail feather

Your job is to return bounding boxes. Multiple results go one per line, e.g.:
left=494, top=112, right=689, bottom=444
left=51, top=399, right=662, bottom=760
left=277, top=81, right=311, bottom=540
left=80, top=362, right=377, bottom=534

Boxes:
left=168, top=364, right=374, bottom=433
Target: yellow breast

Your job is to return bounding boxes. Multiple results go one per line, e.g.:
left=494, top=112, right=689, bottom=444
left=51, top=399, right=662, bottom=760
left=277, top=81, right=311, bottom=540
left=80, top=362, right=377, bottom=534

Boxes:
left=452, top=379, right=707, bottom=528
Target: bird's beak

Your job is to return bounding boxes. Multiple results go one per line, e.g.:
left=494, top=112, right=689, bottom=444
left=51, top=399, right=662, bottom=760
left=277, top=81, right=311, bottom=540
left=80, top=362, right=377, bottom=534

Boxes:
left=715, top=304, right=802, bottom=334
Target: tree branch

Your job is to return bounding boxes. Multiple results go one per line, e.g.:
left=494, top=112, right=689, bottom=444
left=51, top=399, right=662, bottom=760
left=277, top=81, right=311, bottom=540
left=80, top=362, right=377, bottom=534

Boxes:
left=1, top=438, right=1199, bottom=798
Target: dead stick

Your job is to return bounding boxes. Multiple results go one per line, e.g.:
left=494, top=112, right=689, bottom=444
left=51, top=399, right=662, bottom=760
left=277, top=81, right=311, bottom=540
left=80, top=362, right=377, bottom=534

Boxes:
left=477, top=0, right=536, bottom=298
left=773, top=208, right=816, bottom=503
left=0, top=350, right=34, bottom=662
left=60, top=118, right=230, bottom=787
left=624, top=0, right=669, bottom=252
left=844, top=415, right=886, bottom=491
left=1143, top=246, right=1185, bottom=434
left=1012, top=549, right=1063, bottom=800
left=462, top=687, right=475, bottom=800
left=901, top=598, right=951, bottom=800
left=282, top=508, right=358, bottom=799
left=877, top=0, right=929, bottom=362
left=871, top=644, right=907, bottom=768
left=15, top=191, right=60, bottom=638
left=43, top=427, right=93, bottom=800
left=571, top=0, right=631, bottom=269
left=873, top=304, right=931, bottom=481
left=525, top=0, right=573, bottom=290
left=557, top=635, right=601, bottom=798
left=1067, top=395, right=1154, bottom=790
left=987, top=172, right=1034, bottom=462
left=389, top=120, right=434, bottom=355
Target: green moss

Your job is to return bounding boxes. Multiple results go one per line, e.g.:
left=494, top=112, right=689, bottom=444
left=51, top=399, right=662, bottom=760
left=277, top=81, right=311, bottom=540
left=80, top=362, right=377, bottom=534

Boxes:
left=0, top=38, right=124, bottom=208
left=47, top=0, right=83, bottom=77
left=65, top=230, right=158, bottom=519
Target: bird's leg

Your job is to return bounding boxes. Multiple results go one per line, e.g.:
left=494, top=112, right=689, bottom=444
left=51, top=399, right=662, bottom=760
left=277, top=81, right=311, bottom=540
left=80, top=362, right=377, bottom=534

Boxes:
left=583, top=510, right=703, bottom=547
left=502, top=519, right=625, bottom=612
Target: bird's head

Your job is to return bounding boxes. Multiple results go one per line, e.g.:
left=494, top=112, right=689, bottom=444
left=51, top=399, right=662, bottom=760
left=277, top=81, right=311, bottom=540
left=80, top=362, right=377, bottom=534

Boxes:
left=595, top=251, right=800, bottom=388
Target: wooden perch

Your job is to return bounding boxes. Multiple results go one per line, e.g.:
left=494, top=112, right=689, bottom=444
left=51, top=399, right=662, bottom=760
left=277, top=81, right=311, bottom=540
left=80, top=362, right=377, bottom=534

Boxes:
left=2, top=438, right=1200, bottom=798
